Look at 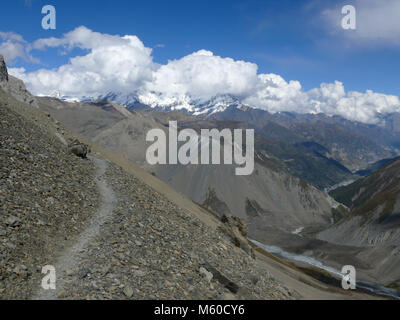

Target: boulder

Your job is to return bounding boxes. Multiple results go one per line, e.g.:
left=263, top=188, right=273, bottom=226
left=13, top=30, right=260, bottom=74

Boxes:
left=68, top=139, right=89, bottom=159
left=201, top=262, right=239, bottom=294
left=220, top=214, right=248, bottom=237
left=199, top=266, right=213, bottom=282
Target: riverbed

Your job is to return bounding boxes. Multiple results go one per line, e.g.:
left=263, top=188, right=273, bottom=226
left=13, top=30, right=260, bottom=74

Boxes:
left=250, top=239, right=400, bottom=300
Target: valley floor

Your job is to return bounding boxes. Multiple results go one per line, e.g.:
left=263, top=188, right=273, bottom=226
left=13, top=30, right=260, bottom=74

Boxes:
left=254, top=249, right=383, bottom=300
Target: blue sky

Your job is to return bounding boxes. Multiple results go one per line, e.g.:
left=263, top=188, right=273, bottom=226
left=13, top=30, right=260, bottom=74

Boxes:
left=1, top=0, right=399, bottom=94
left=1, top=0, right=400, bottom=124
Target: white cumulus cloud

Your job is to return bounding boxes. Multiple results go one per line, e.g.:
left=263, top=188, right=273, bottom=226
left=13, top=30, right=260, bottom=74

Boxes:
left=0, top=32, right=38, bottom=64
left=9, top=26, right=154, bottom=97
left=3, top=26, right=400, bottom=124
left=306, top=81, right=400, bottom=123
left=138, top=49, right=260, bottom=109
left=243, top=74, right=309, bottom=114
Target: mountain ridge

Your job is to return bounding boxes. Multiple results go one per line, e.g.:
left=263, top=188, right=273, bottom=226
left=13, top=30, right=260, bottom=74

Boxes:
left=50, top=88, right=400, bottom=174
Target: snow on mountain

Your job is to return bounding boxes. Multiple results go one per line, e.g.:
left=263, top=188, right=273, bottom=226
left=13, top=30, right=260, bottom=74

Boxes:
left=79, top=91, right=246, bottom=115
left=42, top=90, right=400, bottom=136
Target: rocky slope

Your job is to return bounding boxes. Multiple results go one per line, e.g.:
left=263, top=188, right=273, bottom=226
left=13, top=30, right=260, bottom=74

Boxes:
left=318, top=159, right=400, bottom=287
left=323, top=158, right=400, bottom=247
left=0, top=55, right=38, bottom=108
left=355, top=156, right=400, bottom=176
left=0, top=75, right=296, bottom=300
left=35, top=160, right=295, bottom=300
left=1, top=57, right=390, bottom=300
left=0, top=87, right=99, bottom=299
left=35, top=96, right=337, bottom=243
left=153, top=161, right=334, bottom=236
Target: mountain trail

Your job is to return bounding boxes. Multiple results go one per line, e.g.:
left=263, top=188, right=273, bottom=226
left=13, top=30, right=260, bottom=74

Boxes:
left=32, top=156, right=116, bottom=300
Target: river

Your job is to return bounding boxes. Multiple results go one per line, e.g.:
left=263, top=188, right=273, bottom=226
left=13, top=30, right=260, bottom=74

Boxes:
left=250, top=239, right=400, bottom=300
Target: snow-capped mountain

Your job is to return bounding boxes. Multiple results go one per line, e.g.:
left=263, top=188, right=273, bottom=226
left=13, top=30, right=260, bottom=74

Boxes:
left=49, top=90, right=400, bottom=141
left=99, top=92, right=244, bottom=115
left=101, top=92, right=141, bottom=108
left=48, top=91, right=98, bottom=103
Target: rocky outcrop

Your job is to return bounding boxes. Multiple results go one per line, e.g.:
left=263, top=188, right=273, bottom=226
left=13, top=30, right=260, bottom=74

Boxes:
left=0, top=55, right=8, bottom=83
left=219, top=214, right=255, bottom=258
left=0, top=55, right=38, bottom=108
left=68, top=139, right=90, bottom=159
left=200, top=262, right=240, bottom=294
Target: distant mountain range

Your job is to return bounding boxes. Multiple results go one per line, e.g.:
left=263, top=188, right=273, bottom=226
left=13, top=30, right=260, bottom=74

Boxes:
left=205, top=106, right=400, bottom=173
left=52, top=90, right=400, bottom=177
left=56, top=90, right=400, bottom=133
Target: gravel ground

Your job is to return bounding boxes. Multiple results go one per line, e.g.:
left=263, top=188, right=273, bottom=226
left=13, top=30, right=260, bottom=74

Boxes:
left=54, top=162, right=297, bottom=300
left=0, top=89, right=99, bottom=299
left=33, top=156, right=116, bottom=299
left=1, top=87, right=296, bottom=300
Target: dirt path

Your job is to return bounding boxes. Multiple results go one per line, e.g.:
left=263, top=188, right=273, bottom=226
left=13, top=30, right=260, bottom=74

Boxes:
left=33, top=156, right=116, bottom=300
